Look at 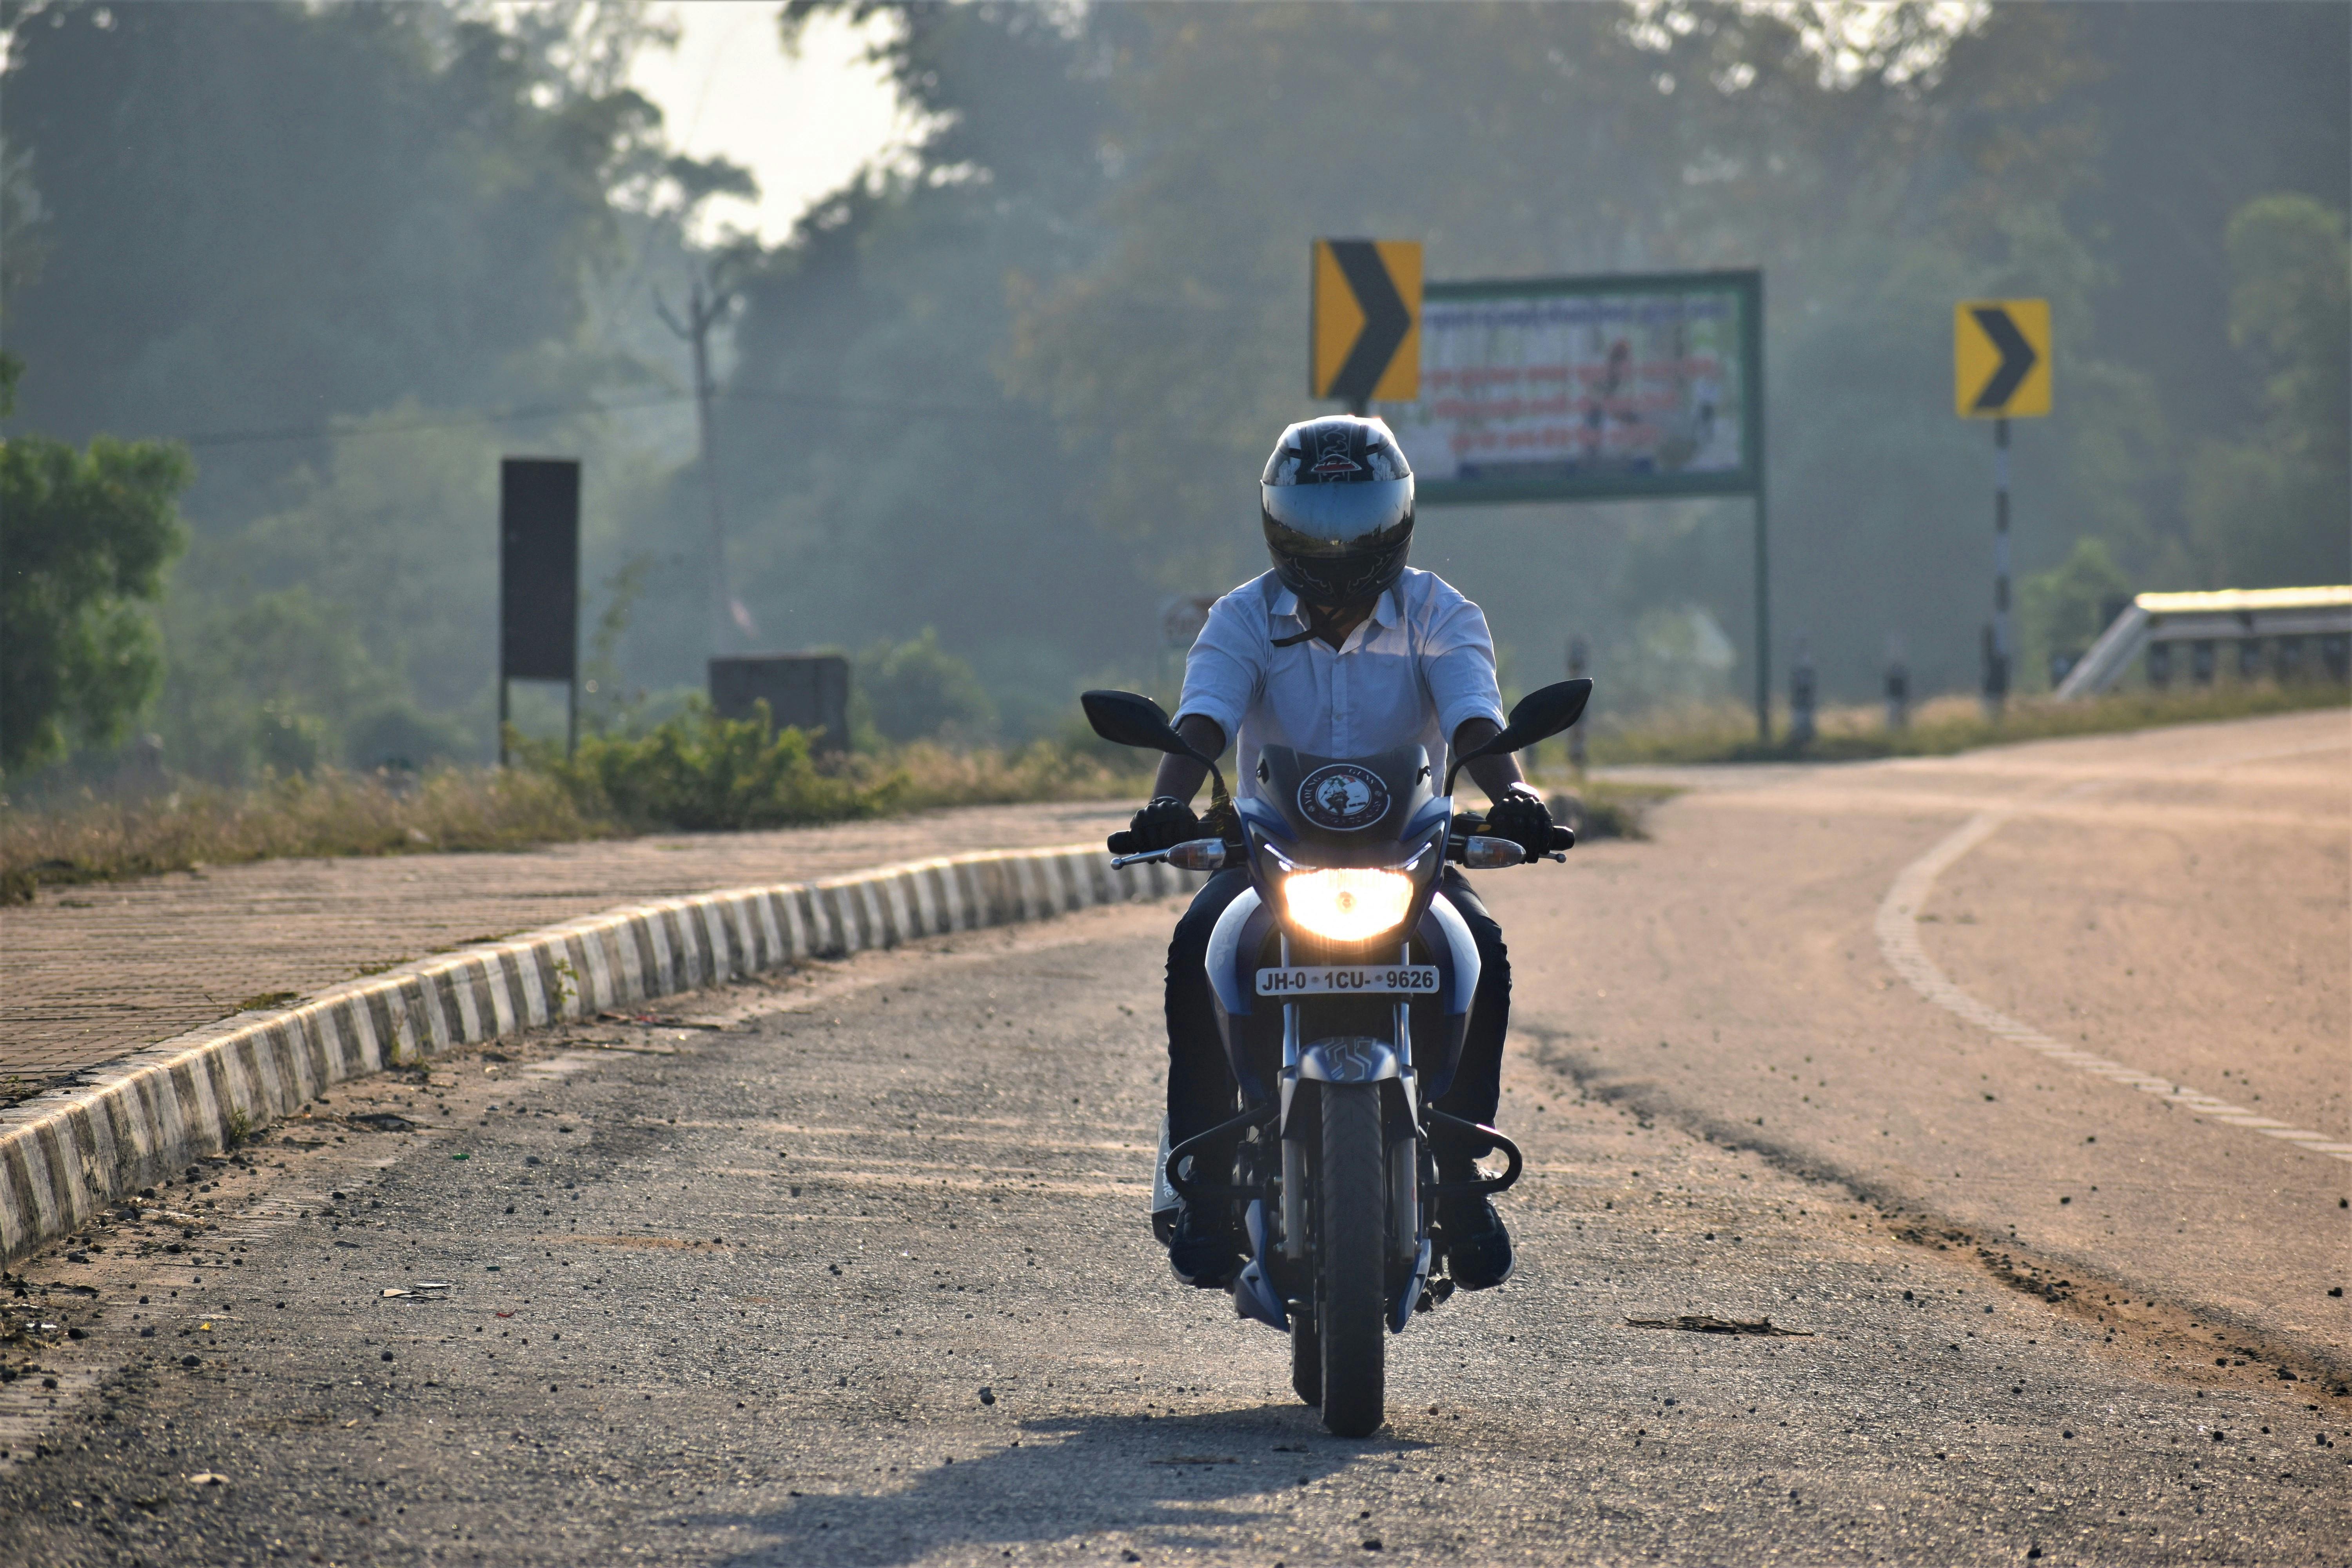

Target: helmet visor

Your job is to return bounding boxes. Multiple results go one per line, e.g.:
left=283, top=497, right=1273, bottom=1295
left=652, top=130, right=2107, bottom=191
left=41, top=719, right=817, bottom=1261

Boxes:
left=1260, top=476, right=1414, bottom=556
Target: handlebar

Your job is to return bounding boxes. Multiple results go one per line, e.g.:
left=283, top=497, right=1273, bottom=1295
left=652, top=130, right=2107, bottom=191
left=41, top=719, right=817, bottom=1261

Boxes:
left=1446, top=814, right=1573, bottom=865
left=1108, top=817, right=1574, bottom=870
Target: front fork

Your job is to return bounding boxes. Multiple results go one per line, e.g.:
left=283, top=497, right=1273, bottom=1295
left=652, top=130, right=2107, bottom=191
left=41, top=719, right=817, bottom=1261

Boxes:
left=1271, top=942, right=1434, bottom=1322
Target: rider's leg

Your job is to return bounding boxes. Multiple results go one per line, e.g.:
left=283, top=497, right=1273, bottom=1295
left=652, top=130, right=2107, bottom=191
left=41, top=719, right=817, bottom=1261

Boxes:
left=1166, top=867, right=1250, bottom=1142
left=1428, top=866, right=1515, bottom=1289
left=1162, top=867, right=1251, bottom=1286
left=1430, top=866, right=1510, bottom=1136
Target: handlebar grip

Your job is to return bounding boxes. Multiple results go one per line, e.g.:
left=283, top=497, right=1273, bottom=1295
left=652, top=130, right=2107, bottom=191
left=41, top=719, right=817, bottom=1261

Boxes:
left=1550, top=825, right=1576, bottom=852
left=1106, top=830, right=1140, bottom=856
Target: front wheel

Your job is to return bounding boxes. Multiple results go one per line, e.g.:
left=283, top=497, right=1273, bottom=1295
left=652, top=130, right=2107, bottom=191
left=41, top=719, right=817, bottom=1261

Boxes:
left=1316, top=1082, right=1388, bottom=1437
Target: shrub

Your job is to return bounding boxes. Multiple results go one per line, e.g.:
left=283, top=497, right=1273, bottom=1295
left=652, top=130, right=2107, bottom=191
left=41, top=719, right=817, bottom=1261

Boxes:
left=525, top=700, right=901, bottom=831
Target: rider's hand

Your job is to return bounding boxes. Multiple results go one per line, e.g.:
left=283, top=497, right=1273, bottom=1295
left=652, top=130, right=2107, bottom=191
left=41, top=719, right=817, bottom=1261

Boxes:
left=1482, top=786, right=1554, bottom=858
left=1108, top=796, right=1200, bottom=856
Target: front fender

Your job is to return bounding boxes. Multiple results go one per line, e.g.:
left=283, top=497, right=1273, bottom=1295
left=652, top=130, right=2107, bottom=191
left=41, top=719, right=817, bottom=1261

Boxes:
left=1298, top=1037, right=1401, bottom=1083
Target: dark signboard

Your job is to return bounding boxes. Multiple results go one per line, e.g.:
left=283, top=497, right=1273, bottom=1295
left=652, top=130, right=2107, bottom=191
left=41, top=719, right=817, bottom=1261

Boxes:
left=500, top=458, right=580, bottom=683
left=709, top=655, right=851, bottom=755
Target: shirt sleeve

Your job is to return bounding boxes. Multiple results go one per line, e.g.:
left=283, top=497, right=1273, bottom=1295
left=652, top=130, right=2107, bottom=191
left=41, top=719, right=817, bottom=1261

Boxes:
left=1418, top=582, right=1508, bottom=743
left=1173, top=587, right=1263, bottom=746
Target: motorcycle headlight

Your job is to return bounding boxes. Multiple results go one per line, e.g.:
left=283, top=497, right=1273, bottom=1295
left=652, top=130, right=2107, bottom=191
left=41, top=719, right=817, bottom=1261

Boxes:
left=1280, top=867, right=1415, bottom=944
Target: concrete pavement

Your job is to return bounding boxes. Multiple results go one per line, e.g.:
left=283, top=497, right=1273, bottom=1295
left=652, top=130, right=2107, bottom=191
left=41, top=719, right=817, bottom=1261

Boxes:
left=1, top=801, right=1127, bottom=1096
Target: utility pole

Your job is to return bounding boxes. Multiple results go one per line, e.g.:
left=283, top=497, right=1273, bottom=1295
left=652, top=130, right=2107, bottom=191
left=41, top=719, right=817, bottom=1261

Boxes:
left=658, top=267, right=743, bottom=657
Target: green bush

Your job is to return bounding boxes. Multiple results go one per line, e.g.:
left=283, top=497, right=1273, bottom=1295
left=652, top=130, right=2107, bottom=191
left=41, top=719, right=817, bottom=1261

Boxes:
left=525, top=700, right=902, bottom=831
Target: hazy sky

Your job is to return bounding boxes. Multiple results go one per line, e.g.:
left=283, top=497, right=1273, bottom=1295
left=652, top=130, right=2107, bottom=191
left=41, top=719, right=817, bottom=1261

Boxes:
left=628, top=2, right=911, bottom=244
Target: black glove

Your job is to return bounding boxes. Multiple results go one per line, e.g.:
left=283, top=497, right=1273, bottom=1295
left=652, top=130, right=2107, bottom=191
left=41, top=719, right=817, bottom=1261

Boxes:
left=1482, top=787, right=1554, bottom=858
left=1108, top=796, right=1200, bottom=856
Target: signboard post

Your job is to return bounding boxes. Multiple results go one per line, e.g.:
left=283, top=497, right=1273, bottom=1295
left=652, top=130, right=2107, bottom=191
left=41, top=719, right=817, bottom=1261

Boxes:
left=1373, top=269, right=1771, bottom=740
left=498, top=457, right=581, bottom=765
left=1955, top=299, right=2052, bottom=714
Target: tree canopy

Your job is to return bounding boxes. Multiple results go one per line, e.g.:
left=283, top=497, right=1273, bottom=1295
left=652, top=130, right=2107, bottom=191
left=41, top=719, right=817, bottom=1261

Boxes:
left=1, top=0, right=2342, bottom=779
left=0, top=353, right=191, bottom=775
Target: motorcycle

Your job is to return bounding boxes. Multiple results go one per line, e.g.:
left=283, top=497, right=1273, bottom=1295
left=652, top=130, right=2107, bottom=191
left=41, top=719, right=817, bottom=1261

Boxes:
left=1082, top=678, right=1590, bottom=1437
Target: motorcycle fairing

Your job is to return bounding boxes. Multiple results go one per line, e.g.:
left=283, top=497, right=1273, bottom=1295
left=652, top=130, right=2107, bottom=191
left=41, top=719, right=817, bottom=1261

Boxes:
left=1251, top=743, right=1436, bottom=867
left=1205, top=884, right=1270, bottom=1022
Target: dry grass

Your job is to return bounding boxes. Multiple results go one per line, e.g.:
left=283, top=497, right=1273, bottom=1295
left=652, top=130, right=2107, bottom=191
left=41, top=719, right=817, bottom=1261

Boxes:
left=1, top=768, right=610, bottom=904
left=871, top=738, right=1152, bottom=811
left=1, top=740, right=1157, bottom=904
left=1587, top=681, right=2349, bottom=767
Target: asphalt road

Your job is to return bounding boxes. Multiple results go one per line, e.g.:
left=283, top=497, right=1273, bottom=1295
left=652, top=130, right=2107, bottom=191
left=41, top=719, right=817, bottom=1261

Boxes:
left=3, top=712, right=2346, bottom=1565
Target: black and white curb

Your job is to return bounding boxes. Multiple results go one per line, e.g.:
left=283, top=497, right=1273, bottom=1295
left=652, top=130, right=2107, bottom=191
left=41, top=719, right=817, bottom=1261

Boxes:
left=0, top=844, right=1205, bottom=1265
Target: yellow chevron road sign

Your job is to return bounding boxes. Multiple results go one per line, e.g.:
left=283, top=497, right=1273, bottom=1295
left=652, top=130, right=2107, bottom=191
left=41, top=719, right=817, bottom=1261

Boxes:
left=1955, top=299, right=2051, bottom=418
left=1312, top=240, right=1421, bottom=407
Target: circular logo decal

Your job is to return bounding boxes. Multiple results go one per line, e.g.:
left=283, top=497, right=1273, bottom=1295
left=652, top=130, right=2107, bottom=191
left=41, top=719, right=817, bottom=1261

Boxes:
left=1297, top=763, right=1390, bottom=832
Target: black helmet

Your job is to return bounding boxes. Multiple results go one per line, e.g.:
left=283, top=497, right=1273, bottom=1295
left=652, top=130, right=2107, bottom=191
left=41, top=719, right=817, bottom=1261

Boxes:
left=1260, top=415, right=1414, bottom=608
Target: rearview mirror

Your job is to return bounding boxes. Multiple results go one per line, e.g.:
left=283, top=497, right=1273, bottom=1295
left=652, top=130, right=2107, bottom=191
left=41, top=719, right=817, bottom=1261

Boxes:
left=1495, top=678, right=1592, bottom=752
left=1081, top=690, right=1192, bottom=756
left=1444, top=678, right=1592, bottom=793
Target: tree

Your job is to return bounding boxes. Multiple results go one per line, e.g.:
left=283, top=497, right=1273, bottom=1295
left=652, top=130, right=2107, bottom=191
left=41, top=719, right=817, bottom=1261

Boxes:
left=2018, top=537, right=2132, bottom=691
left=2184, top=195, right=2351, bottom=588
left=0, top=353, right=192, bottom=775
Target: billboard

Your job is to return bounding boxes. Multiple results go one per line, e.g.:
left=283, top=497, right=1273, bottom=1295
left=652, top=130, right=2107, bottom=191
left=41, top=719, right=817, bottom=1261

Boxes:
left=1377, top=269, right=1762, bottom=505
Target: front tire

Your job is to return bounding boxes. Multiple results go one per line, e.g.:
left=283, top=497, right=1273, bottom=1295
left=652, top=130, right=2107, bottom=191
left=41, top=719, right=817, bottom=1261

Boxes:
left=1290, top=1311, right=1321, bottom=1408
left=1316, top=1082, right=1388, bottom=1438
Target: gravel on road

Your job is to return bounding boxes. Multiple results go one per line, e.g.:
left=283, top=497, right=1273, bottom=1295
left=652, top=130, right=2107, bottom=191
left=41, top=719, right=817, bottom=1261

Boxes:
left=4, top=900, right=2342, bottom=1566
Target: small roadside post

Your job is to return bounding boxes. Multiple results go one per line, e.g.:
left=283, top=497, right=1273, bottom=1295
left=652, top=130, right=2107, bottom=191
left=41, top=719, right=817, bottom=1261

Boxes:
left=1884, top=635, right=1909, bottom=730
left=1788, top=636, right=1817, bottom=748
left=498, top=457, right=581, bottom=766
left=1955, top=298, right=2051, bottom=717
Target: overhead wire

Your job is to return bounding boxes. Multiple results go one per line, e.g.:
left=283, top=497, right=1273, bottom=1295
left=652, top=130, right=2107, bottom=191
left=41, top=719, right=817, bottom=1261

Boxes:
left=167, top=383, right=1040, bottom=448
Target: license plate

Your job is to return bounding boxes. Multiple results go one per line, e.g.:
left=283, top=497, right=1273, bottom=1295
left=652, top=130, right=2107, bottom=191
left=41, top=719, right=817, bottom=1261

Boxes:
left=1254, top=965, right=1440, bottom=997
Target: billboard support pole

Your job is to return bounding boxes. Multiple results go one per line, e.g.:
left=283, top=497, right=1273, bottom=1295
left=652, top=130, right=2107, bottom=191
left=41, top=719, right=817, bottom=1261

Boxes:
left=1750, top=270, right=1769, bottom=745
left=1753, top=487, right=1771, bottom=746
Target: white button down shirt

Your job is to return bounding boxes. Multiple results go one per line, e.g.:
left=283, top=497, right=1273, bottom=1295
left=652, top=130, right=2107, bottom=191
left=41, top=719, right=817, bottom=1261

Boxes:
left=1174, top=568, right=1507, bottom=801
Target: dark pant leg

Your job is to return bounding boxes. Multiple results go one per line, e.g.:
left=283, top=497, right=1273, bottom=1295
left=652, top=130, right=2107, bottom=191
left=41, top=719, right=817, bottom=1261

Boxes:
left=1165, top=867, right=1252, bottom=1145
left=1430, top=865, right=1511, bottom=1165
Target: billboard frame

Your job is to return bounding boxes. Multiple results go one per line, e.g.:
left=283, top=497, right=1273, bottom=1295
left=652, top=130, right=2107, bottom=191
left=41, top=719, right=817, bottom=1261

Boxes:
left=1397, top=267, right=1764, bottom=507
left=1377, top=266, right=1772, bottom=743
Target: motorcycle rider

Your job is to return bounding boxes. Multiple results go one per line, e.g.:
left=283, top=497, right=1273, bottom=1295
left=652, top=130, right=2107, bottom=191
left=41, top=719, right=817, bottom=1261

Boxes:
left=1112, top=414, right=1555, bottom=1294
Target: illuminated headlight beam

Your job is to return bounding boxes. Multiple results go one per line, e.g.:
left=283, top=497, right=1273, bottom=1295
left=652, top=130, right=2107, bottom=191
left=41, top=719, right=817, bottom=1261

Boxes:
left=1280, top=867, right=1415, bottom=944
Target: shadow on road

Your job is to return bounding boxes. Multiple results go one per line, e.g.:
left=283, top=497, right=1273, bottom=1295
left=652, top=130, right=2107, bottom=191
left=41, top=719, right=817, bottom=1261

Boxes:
left=698, top=1405, right=1428, bottom=1565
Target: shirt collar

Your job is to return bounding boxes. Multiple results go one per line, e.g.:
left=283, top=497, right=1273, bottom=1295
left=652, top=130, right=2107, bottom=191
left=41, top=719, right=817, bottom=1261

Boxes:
left=1269, top=584, right=1400, bottom=632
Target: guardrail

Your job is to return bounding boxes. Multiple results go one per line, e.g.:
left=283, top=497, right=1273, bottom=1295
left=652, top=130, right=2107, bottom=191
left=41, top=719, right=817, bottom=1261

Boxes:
left=2055, top=585, right=2352, bottom=698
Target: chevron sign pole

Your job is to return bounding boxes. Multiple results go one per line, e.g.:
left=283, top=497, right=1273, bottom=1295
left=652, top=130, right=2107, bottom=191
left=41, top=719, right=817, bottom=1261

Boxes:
left=1956, top=298, right=2051, bottom=717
